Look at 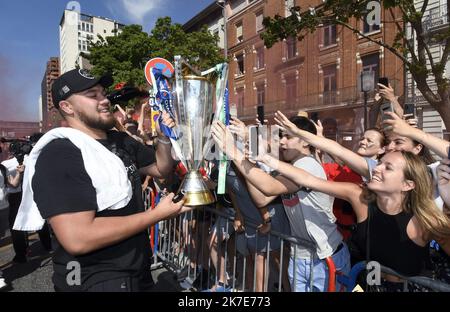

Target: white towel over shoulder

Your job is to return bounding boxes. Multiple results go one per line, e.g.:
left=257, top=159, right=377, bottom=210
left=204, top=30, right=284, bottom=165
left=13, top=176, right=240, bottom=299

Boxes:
left=13, top=127, right=132, bottom=231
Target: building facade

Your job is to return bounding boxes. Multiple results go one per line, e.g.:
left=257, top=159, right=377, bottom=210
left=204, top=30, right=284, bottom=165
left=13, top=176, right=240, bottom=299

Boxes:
left=59, top=9, right=125, bottom=74
left=0, top=121, right=41, bottom=140
left=183, top=1, right=225, bottom=51
left=407, top=0, right=449, bottom=140
left=40, top=57, right=63, bottom=132
left=185, top=0, right=404, bottom=149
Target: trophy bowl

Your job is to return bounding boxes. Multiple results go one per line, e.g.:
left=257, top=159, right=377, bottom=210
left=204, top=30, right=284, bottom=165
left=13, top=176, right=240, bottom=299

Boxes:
left=171, top=60, right=223, bottom=206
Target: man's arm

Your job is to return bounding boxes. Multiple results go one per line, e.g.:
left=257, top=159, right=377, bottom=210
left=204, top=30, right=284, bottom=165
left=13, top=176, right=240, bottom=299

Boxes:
left=140, top=112, right=175, bottom=178
left=244, top=178, right=277, bottom=208
left=141, top=138, right=174, bottom=178
left=233, top=156, right=298, bottom=197
left=7, top=164, right=24, bottom=188
left=211, top=120, right=298, bottom=206
left=49, top=193, right=185, bottom=256
left=275, top=111, right=370, bottom=178
left=260, top=154, right=367, bottom=221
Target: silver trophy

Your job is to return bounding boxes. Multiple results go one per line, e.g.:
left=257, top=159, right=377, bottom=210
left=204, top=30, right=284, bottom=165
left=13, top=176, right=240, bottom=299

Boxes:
left=171, top=56, right=228, bottom=206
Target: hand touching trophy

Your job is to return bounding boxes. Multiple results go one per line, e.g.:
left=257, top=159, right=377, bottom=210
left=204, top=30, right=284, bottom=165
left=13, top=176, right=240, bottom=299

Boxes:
left=147, top=56, right=228, bottom=206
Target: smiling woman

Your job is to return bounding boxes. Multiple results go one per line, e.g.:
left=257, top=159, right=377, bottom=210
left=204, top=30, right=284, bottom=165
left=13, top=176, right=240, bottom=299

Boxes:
left=257, top=150, right=450, bottom=281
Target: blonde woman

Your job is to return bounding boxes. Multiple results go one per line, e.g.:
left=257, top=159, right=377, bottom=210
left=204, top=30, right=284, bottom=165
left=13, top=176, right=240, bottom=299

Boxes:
left=258, top=118, right=450, bottom=290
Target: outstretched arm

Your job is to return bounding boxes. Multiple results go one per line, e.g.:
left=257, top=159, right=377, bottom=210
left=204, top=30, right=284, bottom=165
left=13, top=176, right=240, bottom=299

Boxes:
left=211, top=121, right=299, bottom=207
left=49, top=193, right=186, bottom=256
left=275, top=111, right=371, bottom=179
left=383, top=112, right=450, bottom=158
left=259, top=154, right=367, bottom=222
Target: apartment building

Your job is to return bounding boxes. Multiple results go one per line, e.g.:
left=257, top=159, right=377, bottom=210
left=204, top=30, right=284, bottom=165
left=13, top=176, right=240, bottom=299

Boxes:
left=59, top=9, right=125, bottom=74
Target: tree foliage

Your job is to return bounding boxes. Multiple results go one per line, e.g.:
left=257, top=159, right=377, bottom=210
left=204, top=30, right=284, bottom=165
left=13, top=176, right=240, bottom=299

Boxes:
left=261, top=0, right=450, bottom=130
left=84, top=17, right=224, bottom=91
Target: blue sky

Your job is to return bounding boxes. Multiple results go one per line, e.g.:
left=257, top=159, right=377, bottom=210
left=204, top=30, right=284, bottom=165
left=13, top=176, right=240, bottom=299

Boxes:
left=0, top=0, right=213, bottom=122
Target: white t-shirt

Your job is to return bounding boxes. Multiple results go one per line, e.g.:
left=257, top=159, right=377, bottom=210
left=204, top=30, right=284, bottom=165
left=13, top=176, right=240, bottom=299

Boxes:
left=281, top=156, right=342, bottom=260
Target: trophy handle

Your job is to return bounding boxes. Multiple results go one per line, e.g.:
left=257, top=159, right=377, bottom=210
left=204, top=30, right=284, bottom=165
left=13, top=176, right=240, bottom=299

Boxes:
left=201, top=63, right=229, bottom=161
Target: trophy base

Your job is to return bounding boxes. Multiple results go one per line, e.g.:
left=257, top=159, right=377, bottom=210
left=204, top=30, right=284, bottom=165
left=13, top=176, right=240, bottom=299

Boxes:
left=178, top=171, right=216, bottom=206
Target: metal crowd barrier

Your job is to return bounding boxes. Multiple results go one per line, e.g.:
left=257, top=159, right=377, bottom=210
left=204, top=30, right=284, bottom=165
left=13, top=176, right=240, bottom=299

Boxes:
left=147, top=196, right=319, bottom=292
left=143, top=187, right=450, bottom=292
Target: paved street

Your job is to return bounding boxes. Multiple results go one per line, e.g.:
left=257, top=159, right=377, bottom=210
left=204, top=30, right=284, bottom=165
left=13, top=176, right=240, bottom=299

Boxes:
left=0, top=232, right=182, bottom=292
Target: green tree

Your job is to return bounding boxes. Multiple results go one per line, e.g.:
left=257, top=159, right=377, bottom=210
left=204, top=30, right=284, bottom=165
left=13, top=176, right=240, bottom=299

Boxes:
left=84, top=17, right=224, bottom=97
left=261, top=0, right=450, bottom=130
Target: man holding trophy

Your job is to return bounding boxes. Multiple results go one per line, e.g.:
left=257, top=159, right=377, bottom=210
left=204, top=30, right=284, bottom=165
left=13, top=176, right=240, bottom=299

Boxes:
left=13, top=68, right=191, bottom=292
left=11, top=54, right=228, bottom=291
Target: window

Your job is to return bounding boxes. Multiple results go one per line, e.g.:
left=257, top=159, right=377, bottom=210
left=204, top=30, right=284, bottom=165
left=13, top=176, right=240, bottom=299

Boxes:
left=236, top=22, right=243, bottom=43
left=256, top=11, right=264, bottom=32
left=361, top=53, right=380, bottom=87
left=90, top=24, right=93, bottom=33
left=78, top=24, right=81, bottom=30
left=237, top=87, right=245, bottom=112
left=82, top=23, right=85, bottom=31
left=285, top=0, right=295, bottom=17
left=255, top=46, right=264, bottom=70
left=323, top=24, right=336, bottom=47
left=256, top=83, right=265, bottom=107
left=323, top=65, right=337, bottom=105
left=236, top=54, right=244, bottom=75
left=104, top=29, right=107, bottom=34
left=285, top=75, right=297, bottom=107
left=286, top=36, right=297, bottom=59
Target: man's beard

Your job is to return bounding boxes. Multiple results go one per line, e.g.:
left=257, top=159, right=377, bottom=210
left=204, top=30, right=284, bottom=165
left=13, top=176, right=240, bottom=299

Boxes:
left=79, top=110, right=116, bottom=131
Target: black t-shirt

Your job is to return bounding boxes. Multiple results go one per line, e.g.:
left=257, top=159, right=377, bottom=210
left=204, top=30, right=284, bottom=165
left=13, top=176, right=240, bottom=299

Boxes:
left=33, top=131, right=156, bottom=291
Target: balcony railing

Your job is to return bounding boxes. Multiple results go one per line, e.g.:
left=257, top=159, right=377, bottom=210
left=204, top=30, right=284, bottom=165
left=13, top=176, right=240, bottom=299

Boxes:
left=423, top=5, right=449, bottom=32
left=237, top=86, right=375, bottom=120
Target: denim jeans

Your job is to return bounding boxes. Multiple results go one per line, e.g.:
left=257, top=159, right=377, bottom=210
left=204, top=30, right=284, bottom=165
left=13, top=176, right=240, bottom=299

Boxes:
left=288, top=243, right=351, bottom=292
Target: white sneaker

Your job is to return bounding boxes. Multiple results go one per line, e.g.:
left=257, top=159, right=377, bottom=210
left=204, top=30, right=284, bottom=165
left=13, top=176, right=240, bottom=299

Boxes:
left=0, top=278, right=8, bottom=290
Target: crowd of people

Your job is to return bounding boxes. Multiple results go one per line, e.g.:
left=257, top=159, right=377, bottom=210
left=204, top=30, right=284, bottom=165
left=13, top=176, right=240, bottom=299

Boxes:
left=0, top=68, right=449, bottom=292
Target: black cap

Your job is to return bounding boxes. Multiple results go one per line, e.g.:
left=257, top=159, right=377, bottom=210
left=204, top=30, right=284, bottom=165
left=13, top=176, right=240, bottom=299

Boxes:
left=51, top=69, right=113, bottom=109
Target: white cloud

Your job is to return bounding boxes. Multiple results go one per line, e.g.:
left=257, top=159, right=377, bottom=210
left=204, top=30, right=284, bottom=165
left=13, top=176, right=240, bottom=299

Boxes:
left=113, top=0, right=164, bottom=24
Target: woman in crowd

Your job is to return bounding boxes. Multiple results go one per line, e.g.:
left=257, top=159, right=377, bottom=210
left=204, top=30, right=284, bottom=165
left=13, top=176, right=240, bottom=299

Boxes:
left=258, top=113, right=450, bottom=290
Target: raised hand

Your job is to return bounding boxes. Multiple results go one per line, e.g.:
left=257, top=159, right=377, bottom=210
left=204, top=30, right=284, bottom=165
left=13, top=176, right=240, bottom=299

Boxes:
left=228, top=117, right=248, bottom=142
left=274, top=110, right=302, bottom=138
left=211, top=121, right=241, bottom=160
left=153, top=192, right=186, bottom=221
left=155, top=111, right=176, bottom=138
left=16, top=164, right=25, bottom=174
left=311, top=119, right=324, bottom=138
left=381, top=111, right=411, bottom=135
left=378, top=83, right=396, bottom=102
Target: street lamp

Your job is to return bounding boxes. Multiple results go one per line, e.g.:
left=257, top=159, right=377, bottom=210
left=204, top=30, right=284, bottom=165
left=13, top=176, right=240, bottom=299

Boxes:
left=216, top=0, right=227, bottom=59
left=360, top=71, right=375, bottom=131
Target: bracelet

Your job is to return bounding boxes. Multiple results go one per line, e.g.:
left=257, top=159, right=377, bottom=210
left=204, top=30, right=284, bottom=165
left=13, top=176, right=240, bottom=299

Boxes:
left=157, top=138, right=171, bottom=145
